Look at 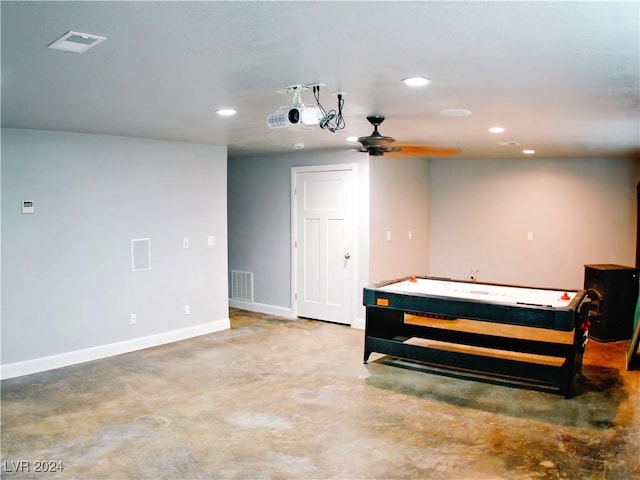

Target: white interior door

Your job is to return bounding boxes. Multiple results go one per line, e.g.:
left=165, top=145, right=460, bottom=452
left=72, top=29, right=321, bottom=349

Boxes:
left=293, top=166, right=355, bottom=324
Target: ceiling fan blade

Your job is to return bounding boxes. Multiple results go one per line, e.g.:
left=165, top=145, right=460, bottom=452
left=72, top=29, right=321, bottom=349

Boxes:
left=388, top=145, right=461, bottom=156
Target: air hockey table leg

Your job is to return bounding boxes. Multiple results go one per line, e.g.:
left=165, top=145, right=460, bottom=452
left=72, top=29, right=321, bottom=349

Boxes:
left=562, top=315, right=590, bottom=398
left=363, top=344, right=372, bottom=364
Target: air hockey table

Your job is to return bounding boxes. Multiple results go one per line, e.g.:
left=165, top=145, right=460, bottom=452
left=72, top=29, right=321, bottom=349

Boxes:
left=363, top=276, right=594, bottom=397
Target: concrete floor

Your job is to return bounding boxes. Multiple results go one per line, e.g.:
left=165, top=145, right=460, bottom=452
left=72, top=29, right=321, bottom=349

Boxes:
left=1, top=308, right=639, bottom=479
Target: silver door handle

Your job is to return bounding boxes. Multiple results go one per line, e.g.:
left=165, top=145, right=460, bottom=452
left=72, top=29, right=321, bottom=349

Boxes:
left=344, top=253, right=351, bottom=260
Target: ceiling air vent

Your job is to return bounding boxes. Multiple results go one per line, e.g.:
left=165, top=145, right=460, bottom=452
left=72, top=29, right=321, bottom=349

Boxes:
left=48, top=31, right=106, bottom=53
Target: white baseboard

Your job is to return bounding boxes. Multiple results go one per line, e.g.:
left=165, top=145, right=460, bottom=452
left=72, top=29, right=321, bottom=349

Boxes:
left=0, top=318, right=230, bottom=380
left=351, top=317, right=365, bottom=330
left=229, top=298, right=365, bottom=330
left=229, top=299, right=295, bottom=318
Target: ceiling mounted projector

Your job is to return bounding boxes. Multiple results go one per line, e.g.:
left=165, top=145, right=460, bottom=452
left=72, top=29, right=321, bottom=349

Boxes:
left=266, top=84, right=323, bottom=129
left=267, top=105, right=322, bottom=128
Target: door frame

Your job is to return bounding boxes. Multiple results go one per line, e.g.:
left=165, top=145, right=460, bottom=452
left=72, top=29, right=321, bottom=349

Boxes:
left=291, top=163, right=359, bottom=323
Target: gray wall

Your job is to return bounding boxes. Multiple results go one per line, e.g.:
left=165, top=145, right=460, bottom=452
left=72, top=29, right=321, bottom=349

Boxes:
left=227, top=149, right=370, bottom=321
left=1, top=129, right=228, bottom=367
left=369, top=157, right=430, bottom=283
left=429, top=157, right=637, bottom=288
left=229, top=152, right=638, bottom=321
left=227, top=150, right=432, bottom=322
left=3, top=129, right=634, bottom=372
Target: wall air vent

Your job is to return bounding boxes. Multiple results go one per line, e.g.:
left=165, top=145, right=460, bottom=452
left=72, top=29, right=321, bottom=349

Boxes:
left=231, top=271, right=254, bottom=302
left=48, top=31, right=106, bottom=53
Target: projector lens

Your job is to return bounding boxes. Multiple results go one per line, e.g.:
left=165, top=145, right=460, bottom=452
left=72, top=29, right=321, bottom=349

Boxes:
left=288, top=108, right=300, bottom=124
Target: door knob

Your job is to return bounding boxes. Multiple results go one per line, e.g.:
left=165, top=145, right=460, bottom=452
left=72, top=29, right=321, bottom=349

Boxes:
left=344, top=253, right=351, bottom=260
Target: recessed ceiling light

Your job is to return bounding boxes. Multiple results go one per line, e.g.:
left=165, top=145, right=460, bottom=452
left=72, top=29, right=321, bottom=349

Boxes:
left=346, top=136, right=359, bottom=142
left=216, top=109, right=237, bottom=116
left=489, top=127, right=505, bottom=133
left=440, top=109, right=472, bottom=117
left=523, top=149, right=536, bottom=155
left=48, top=31, right=106, bottom=53
left=402, top=77, right=431, bottom=87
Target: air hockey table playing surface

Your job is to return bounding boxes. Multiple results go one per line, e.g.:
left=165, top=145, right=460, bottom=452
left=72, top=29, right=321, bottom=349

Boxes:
left=363, top=276, right=586, bottom=331
left=378, top=277, right=578, bottom=307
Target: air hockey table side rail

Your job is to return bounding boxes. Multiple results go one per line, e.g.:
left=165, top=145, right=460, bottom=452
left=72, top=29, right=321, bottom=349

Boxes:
left=363, top=276, right=595, bottom=398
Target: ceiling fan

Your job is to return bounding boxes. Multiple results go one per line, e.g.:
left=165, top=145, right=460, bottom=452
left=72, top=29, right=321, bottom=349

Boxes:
left=357, top=115, right=461, bottom=157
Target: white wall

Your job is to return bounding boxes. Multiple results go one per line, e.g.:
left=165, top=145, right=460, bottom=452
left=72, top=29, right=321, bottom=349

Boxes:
left=369, top=157, right=430, bottom=283
left=429, top=157, right=637, bottom=289
left=1, top=129, right=229, bottom=378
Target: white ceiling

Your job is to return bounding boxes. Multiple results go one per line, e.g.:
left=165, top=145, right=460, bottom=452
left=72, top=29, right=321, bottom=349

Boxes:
left=2, top=1, right=639, bottom=159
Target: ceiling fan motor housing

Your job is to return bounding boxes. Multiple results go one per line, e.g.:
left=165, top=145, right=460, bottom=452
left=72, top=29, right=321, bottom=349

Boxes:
left=367, top=148, right=385, bottom=156
left=357, top=115, right=397, bottom=155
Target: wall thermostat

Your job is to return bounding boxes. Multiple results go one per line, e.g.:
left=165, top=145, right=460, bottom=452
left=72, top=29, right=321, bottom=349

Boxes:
left=22, top=200, right=34, bottom=214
